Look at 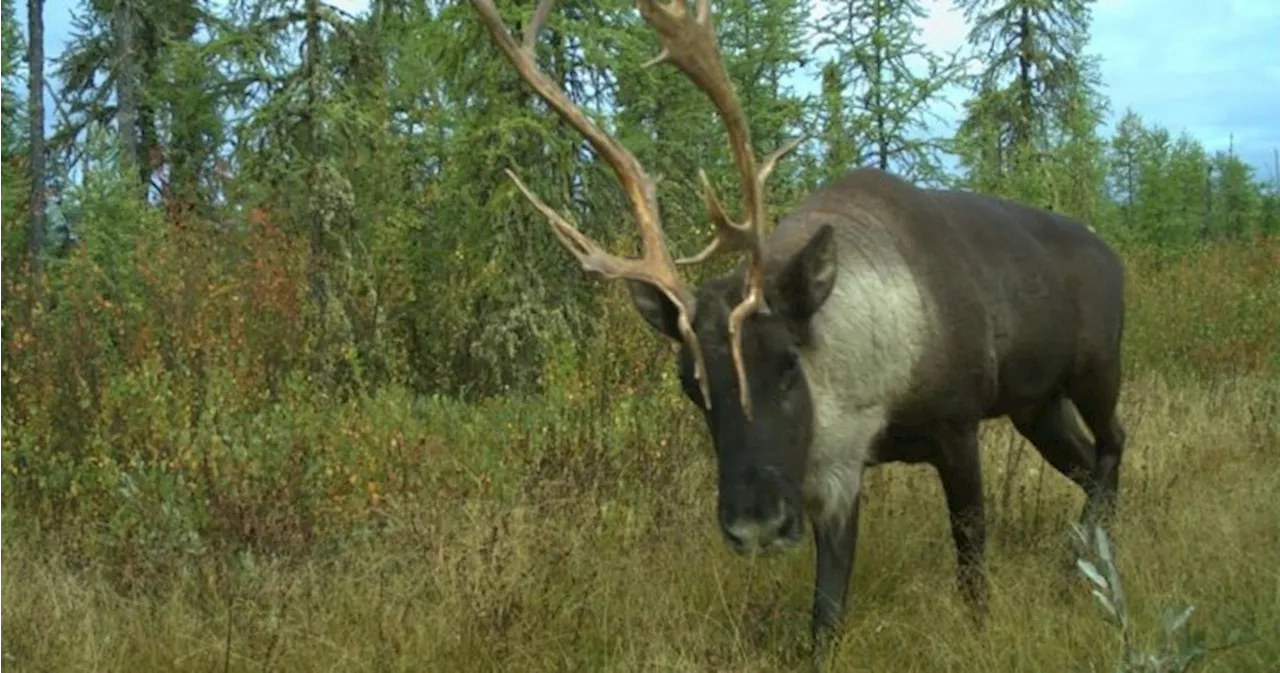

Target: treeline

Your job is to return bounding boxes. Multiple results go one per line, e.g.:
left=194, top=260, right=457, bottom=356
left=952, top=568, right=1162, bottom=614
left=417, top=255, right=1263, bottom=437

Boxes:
left=1, top=0, right=1277, bottom=409
left=1106, top=111, right=1276, bottom=247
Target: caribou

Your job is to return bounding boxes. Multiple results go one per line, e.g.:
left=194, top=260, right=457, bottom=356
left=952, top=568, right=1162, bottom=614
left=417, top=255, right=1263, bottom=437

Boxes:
left=471, top=0, right=1128, bottom=666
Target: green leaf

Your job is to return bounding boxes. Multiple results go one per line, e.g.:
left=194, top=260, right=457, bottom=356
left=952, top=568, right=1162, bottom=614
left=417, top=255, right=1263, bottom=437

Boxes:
left=1161, top=603, right=1195, bottom=636
left=1076, top=557, right=1108, bottom=591
left=1089, top=588, right=1122, bottom=627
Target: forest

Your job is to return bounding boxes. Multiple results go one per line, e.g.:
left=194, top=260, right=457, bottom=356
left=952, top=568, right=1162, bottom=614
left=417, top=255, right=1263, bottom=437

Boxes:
left=2, top=0, right=1278, bottom=670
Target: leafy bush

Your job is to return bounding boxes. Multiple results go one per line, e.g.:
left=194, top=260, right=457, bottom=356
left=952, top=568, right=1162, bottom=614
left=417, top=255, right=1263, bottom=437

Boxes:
left=1120, top=235, right=1280, bottom=379
left=1071, top=522, right=1254, bottom=672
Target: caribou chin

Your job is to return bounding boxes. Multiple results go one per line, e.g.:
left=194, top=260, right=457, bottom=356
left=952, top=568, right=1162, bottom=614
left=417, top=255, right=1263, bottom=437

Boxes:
left=473, top=1, right=1129, bottom=670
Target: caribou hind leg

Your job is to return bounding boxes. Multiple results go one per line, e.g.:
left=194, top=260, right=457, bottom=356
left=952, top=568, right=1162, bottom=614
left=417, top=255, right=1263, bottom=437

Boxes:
left=1010, top=396, right=1102, bottom=586
left=1067, top=364, right=1127, bottom=529
left=1011, top=365, right=1126, bottom=530
left=1009, top=396, right=1099, bottom=516
left=1011, top=386, right=1126, bottom=593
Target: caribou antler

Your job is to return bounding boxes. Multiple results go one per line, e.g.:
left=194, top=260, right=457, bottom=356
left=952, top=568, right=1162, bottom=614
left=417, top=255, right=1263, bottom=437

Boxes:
left=637, top=0, right=803, bottom=419
left=470, top=0, right=713, bottom=409
left=473, top=0, right=800, bottom=419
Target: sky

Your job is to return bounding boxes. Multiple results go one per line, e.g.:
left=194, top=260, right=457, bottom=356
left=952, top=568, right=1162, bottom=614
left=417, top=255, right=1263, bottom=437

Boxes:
left=12, top=0, right=1280, bottom=180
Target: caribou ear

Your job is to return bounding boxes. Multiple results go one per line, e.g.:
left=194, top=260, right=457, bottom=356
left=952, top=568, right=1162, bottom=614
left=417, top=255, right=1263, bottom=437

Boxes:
left=627, top=280, right=685, bottom=341
left=774, top=223, right=837, bottom=323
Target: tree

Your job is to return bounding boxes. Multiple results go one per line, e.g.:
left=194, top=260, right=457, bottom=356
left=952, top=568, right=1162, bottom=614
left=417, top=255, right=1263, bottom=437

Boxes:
left=812, top=0, right=961, bottom=183
left=1261, top=149, right=1280, bottom=236
left=112, top=0, right=141, bottom=189
left=1046, top=57, right=1106, bottom=219
left=960, top=0, right=1094, bottom=148
left=27, top=0, right=44, bottom=293
left=815, top=61, right=860, bottom=184
left=1, top=0, right=31, bottom=306
left=1103, top=118, right=1223, bottom=248
left=1108, top=109, right=1143, bottom=225
left=1165, top=131, right=1210, bottom=242
left=1211, top=139, right=1261, bottom=240
left=1, top=0, right=23, bottom=149
left=1131, top=121, right=1173, bottom=242
left=954, top=0, right=1107, bottom=215
left=53, top=0, right=209, bottom=197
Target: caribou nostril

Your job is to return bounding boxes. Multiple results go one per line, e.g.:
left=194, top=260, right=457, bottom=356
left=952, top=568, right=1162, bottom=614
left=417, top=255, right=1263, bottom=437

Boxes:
left=723, top=526, right=747, bottom=549
left=781, top=511, right=803, bottom=540
left=721, top=501, right=799, bottom=553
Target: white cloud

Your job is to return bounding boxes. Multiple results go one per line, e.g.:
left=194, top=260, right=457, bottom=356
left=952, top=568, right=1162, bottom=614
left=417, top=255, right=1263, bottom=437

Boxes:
left=809, top=0, right=970, bottom=54
left=327, top=0, right=371, bottom=18
left=917, top=0, right=969, bottom=55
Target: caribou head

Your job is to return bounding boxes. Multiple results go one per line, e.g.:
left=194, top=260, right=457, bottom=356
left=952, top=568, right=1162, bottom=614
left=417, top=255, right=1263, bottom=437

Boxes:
left=471, top=0, right=832, bottom=555
left=627, top=221, right=840, bottom=555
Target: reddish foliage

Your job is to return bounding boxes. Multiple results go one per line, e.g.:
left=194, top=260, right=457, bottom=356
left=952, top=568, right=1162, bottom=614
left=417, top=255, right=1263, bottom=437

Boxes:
left=1124, top=234, right=1280, bottom=377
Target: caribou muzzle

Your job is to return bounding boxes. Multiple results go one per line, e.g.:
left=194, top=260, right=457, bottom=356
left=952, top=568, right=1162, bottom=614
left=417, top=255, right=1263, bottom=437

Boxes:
left=718, top=465, right=805, bottom=555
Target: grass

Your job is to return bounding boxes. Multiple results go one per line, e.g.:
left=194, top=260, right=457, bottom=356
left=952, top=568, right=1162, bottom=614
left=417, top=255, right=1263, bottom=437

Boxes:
left=3, top=368, right=1278, bottom=672
left=4, top=237, right=1278, bottom=671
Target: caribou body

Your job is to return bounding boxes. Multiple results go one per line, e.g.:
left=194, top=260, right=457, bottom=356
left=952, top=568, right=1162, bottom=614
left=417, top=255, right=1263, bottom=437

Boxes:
left=472, top=0, right=1127, bottom=666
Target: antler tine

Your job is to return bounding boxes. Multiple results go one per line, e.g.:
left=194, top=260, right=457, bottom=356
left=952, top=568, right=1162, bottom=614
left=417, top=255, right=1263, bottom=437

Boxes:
left=523, top=0, right=555, bottom=53
left=758, top=135, right=807, bottom=187
left=638, top=0, right=801, bottom=419
left=673, top=169, right=749, bottom=265
left=471, top=0, right=714, bottom=409
left=677, top=136, right=807, bottom=266
left=637, top=0, right=763, bottom=242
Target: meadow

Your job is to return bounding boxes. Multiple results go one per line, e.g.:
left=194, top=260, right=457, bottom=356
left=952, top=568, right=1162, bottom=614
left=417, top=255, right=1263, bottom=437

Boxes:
left=3, top=236, right=1278, bottom=672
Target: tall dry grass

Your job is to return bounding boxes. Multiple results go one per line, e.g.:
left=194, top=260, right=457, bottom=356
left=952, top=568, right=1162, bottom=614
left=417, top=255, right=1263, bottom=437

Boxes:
left=3, top=237, right=1278, bottom=671
left=3, top=370, right=1278, bottom=672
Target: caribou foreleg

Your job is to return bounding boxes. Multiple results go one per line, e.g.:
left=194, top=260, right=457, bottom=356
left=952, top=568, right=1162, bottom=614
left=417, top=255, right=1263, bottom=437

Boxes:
left=933, top=424, right=989, bottom=624
left=809, top=496, right=861, bottom=670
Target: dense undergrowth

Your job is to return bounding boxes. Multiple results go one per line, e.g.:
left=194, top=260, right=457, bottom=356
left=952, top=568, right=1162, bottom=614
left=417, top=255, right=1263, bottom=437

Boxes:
left=3, top=207, right=1278, bottom=669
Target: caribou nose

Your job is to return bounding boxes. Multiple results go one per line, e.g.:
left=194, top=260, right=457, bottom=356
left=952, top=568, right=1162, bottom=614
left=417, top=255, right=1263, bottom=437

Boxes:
left=719, top=466, right=803, bottom=553
left=721, top=505, right=798, bottom=554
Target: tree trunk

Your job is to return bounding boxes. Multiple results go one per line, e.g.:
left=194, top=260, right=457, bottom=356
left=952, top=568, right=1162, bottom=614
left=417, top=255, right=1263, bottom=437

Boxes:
left=303, top=0, right=328, bottom=338
left=872, top=0, right=887, bottom=171
left=1015, top=4, right=1034, bottom=151
left=27, top=0, right=45, bottom=300
left=138, top=17, right=158, bottom=192
left=112, top=0, right=141, bottom=195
